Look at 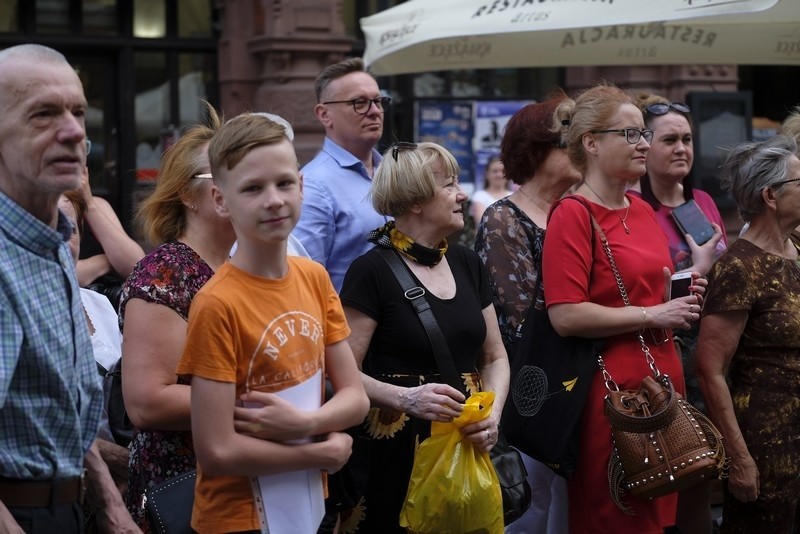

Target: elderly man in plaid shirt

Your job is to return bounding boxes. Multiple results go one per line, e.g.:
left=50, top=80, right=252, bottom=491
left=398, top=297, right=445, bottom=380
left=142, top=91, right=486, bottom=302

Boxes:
left=0, top=44, right=138, bottom=533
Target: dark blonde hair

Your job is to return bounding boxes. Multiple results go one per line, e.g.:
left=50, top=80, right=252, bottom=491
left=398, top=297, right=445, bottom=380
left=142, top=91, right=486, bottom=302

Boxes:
left=208, top=113, right=291, bottom=181
left=63, top=189, right=87, bottom=232
left=314, top=57, right=371, bottom=102
left=371, top=142, right=459, bottom=217
left=553, top=82, right=634, bottom=175
left=136, top=101, right=221, bottom=246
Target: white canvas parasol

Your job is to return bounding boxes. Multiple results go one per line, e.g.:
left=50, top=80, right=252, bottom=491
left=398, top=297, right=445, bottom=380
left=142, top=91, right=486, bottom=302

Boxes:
left=361, top=0, right=800, bottom=75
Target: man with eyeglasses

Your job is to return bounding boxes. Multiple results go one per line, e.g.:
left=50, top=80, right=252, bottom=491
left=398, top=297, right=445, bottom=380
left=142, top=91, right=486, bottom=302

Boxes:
left=295, top=57, right=390, bottom=292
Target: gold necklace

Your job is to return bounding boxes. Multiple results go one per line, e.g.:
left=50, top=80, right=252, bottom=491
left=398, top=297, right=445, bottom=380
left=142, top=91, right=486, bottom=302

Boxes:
left=584, top=182, right=631, bottom=234
left=516, top=186, right=551, bottom=215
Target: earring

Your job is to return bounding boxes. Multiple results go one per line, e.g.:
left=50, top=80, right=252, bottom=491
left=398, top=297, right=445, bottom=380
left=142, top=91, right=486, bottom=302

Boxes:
left=191, top=204, right=196, bottom=210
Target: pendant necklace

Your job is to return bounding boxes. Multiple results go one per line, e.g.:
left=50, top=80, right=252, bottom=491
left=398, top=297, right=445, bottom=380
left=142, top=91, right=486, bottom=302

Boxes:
left=584, top=182, right=631, bottom=234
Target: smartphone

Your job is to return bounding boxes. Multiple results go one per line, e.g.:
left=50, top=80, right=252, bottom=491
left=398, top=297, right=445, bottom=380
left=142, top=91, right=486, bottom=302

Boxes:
left=669, top=272, right=693, bottom=300
left=671, top=200, right=715, bottom=246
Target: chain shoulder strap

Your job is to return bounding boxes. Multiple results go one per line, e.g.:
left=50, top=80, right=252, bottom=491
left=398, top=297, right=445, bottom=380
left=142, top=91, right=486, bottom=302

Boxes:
left=587, top=214, right=662, bottom=390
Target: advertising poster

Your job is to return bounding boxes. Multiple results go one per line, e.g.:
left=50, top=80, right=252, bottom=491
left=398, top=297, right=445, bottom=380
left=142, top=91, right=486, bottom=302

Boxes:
left=473, top=100, right=531, bottom=191
left=415, top=100, right=474, bottom=193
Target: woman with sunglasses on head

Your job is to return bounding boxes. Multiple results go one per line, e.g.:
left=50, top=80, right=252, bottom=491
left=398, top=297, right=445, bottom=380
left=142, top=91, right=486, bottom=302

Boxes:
left=339, top=142, right=510, bottom=533
left=696, top=136, right=800, bottom=533
left=631, top=93, right=727, bottom=534
left=542, top=82, right=706, bottom=533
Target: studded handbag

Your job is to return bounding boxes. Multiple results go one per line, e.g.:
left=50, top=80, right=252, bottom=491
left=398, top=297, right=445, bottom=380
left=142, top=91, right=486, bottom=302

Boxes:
left=589, top=213, right=727, bottom=514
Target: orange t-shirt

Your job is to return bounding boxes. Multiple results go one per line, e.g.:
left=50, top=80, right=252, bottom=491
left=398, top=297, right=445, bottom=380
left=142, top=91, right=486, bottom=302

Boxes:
left=176, top=257, right=350, bottom=534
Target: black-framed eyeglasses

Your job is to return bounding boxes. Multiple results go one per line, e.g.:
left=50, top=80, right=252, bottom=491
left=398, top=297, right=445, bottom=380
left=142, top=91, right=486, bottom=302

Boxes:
left=193, top=173, right=213, bottom=180
left=645, top=102, right=691, bottom=117
left=591, top=128, right=654, bottom=144
left=321, top=96, right=391, bottom=115
left=391, top=142, right=417, bottom=161
left=774, top=177, right=800, bottom=187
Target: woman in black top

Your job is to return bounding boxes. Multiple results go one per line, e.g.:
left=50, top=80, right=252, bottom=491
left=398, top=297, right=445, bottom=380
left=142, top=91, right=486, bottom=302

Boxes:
left=339, top=142, right=510, bottom=533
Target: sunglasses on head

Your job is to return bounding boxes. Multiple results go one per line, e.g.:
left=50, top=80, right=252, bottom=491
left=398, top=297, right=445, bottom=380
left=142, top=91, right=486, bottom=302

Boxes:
left=391, top=142, right=418, bottom=161
left=645, top=102, right=691, bottom=116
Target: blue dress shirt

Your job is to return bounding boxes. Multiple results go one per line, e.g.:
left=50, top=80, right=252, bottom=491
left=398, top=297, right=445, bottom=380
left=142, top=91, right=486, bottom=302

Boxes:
left=295, top=137, right=388, bottom=292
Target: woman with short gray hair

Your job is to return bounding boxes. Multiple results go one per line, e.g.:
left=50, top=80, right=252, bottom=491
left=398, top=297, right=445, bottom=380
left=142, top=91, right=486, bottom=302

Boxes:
left=696, top=135, right=800, bottom=531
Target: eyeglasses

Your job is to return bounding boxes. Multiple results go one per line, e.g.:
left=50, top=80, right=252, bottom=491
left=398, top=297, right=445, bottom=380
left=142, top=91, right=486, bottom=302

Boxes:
left=321, top=96, right=391, bottom=115
left=592, top=128, right=654, bottom=144
left=645, top=102, right=691, bottom=117
left=391, top=141, right=418, bottom=161
left=774, top=177, right=800, bottom=187
left=193, top=173, right=213, bottom=180
left=85, top=139, right=92, bottom=156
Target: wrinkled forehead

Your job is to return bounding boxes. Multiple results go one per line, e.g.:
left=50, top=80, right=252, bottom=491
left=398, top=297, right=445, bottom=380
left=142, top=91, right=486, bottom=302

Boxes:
left=0, top=60, right=86, bottom=110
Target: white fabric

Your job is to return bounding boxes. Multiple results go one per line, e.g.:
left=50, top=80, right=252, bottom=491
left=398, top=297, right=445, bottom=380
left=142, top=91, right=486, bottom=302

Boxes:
left=361, top=0, right=795, bottom=74
left=80, top=288, right=122, bottom=442
left=505, top=451, right=568, bottom=534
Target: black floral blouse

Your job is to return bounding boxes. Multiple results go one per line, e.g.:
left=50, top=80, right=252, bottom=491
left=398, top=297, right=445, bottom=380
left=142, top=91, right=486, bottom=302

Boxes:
left=474, top=197, right=544, bottom=352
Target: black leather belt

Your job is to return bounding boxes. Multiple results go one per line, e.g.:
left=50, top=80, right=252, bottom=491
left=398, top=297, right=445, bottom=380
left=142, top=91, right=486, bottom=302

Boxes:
left=0, top=476, right=84, bottom=507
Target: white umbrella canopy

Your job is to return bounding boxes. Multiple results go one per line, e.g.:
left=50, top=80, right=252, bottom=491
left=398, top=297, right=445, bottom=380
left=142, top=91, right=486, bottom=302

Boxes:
left=361, top=0, right=800, bottom=75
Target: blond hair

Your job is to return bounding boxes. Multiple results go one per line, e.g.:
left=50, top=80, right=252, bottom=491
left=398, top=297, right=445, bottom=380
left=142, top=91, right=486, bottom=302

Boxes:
left=136, top=101, right=221, bottom=246
left=371, top=142, right=460, bottom=217
left=553, top=82, right=634, bottom=175
left=208, top=112, right=291, bottom=182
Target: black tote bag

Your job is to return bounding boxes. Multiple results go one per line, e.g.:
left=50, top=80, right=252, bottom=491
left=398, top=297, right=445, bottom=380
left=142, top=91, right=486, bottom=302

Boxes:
left=500, top=305, right=602, bottom=479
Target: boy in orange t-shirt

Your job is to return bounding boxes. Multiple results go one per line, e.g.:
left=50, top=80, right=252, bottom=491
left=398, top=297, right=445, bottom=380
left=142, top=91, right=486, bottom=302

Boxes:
left=176, top=112, right=369, bottom=534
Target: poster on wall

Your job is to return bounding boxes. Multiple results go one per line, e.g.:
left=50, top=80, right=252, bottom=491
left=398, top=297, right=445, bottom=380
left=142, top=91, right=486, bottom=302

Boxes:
left=415, top=100, right=474, bottom=193
left=473, top=100, right=531, bottom=192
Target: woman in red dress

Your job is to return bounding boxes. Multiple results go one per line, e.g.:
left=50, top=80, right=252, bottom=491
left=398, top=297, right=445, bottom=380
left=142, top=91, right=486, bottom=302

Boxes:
left=542, top=83, right=705, bottom=533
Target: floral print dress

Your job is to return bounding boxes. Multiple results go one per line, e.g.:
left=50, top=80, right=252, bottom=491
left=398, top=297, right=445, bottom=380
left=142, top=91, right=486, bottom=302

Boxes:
left=118, top=240, right=214, bottom=531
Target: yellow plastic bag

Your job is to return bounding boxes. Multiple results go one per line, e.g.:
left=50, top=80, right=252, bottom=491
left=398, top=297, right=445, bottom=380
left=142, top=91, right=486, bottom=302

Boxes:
left=399, top=391, right=504, bottom=534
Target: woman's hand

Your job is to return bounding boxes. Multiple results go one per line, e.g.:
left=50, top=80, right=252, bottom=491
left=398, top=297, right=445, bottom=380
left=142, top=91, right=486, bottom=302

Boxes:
left=646, top=295, right=703, bottom=331
left=460, top=415, right=500, bottom=453
left=727, top=451, right=760, bottom=502
left=685, top=222, right=724, bottom=275
left=399, top=383, right=464, bottom=422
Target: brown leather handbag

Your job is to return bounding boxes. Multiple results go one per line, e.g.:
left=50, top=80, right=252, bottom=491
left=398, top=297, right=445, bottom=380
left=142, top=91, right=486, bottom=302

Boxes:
left=603, top=371, right=726, bottom=513
left=589, top=213, right=727, bottom=514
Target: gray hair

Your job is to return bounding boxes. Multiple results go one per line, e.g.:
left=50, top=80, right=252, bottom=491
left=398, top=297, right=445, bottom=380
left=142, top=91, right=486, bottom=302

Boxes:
left=721, top=135, right=799, bottom=222
left=0, top=44, right=66, bottom=66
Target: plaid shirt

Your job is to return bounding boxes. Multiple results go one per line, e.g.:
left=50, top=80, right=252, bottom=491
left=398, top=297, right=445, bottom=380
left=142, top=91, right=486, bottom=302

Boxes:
left=0, top=190, right=102, bottom=479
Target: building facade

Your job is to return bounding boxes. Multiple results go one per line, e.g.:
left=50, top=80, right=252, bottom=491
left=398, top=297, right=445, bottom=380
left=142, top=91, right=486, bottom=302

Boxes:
left=0, top=0, right=796, bottom=235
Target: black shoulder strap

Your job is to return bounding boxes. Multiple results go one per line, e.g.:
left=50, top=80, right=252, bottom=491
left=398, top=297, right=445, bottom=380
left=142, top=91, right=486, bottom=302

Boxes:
left=376, top=247, right=462, bottom=390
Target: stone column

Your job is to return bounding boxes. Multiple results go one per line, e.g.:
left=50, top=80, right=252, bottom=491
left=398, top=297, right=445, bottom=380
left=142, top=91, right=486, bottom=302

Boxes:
left=217, top=0, right=354, bottom=165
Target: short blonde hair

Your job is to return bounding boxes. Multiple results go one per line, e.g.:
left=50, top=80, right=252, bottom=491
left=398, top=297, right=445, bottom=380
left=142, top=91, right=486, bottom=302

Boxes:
left=553, top=82, right=634, bottom=175
left=136, top=101, right=220, bottom=246
left=371, top=142, right=459, bottom=217
left=208, top=112, right=291, bottom=182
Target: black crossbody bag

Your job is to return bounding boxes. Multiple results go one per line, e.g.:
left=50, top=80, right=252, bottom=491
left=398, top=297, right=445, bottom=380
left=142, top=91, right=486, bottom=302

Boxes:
left=377, top=247, right=532, bottom=525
